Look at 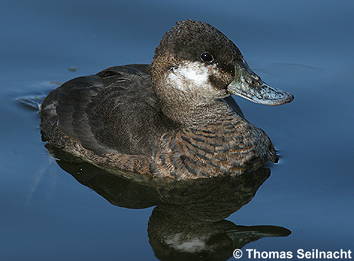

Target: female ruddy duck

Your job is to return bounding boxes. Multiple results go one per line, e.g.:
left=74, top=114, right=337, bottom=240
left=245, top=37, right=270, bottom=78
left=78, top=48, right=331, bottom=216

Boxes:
left=40, top=20, right=293, bottom=181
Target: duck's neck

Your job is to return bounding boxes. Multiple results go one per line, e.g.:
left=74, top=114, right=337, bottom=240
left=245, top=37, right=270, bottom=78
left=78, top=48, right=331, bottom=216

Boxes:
left=161, top=97, right=244, bottom=129
left=154, top=97, right=266, bottom=179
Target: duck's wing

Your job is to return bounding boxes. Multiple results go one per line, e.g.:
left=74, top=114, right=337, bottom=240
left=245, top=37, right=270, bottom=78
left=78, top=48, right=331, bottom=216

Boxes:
left=41, top=64, right=168, bottom=158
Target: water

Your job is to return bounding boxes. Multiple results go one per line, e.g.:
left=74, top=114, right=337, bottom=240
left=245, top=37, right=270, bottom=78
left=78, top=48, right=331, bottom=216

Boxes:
left=1, top=0, right=353, bottom=260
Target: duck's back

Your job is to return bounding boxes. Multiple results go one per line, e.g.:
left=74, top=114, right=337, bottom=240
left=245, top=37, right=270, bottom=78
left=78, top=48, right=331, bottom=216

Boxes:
left=40, top=64, right=175, bottom=157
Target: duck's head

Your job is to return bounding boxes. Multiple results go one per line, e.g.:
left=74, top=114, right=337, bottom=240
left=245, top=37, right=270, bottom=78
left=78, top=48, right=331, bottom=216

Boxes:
left=151, top=20, right=293, bottom=107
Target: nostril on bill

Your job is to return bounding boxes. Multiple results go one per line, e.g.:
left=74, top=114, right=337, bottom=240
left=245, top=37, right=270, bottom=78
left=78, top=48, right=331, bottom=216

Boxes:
left=247, top=76, right=260, bottom=86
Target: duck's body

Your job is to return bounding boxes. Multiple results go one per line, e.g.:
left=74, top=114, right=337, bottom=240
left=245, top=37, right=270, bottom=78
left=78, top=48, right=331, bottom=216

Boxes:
left=40, top=20, right=293, bottom=180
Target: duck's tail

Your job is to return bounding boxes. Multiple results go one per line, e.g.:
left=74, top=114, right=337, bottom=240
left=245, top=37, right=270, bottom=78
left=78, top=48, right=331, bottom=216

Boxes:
left=16, top=94, right=47, bottom=112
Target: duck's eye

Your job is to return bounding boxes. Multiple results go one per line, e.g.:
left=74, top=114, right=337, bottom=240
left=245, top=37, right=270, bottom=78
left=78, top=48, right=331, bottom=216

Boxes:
left=200, top=52, right=214, bottom=63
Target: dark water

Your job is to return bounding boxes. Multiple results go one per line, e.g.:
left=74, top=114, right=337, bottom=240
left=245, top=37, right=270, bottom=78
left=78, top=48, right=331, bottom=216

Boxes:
left=1, top=0, right=353, bottom=260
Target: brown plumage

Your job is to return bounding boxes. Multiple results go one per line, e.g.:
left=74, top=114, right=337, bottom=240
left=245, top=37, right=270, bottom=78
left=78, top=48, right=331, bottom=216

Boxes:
left=40, top=20, right=293, bottom=181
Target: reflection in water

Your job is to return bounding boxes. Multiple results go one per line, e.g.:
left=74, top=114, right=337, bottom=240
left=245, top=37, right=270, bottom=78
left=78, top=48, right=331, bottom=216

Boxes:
left=47, top=145, right=290, bottom=261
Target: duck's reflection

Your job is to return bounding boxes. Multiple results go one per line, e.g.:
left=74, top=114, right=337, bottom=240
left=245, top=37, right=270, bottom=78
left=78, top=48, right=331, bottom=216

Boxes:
left=48, top=145, right=290, bottom=261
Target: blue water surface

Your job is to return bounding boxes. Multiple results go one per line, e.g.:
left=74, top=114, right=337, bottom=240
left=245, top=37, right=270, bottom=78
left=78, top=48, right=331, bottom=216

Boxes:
left=0, top=0, right=353, bottom=260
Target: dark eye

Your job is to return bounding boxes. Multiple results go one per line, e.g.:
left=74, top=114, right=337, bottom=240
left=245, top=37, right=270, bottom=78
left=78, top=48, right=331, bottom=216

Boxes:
left=200, top=52, right=214, bottom=63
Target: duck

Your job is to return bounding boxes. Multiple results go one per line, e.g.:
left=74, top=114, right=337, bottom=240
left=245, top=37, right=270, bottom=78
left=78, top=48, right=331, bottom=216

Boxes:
left=40, top=20, right=293, bottom=181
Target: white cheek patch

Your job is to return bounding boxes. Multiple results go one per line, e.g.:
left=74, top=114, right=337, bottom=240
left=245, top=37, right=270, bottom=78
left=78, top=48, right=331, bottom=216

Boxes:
left=167, top=62, right=217, bottom=91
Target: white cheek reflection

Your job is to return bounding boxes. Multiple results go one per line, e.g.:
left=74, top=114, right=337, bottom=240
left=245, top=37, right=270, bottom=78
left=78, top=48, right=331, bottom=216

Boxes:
left=165, top=233, right=208, bottom=253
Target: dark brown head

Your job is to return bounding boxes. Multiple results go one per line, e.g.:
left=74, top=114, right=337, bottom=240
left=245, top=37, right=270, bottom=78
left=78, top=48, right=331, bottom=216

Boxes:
left=151, top=20, right=293, bottom=122
left=151, top=20, right=238, bottom=101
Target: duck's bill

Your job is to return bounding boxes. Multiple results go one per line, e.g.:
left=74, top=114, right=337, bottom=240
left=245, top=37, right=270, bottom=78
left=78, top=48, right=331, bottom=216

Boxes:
left=227, top=63, right=294, bottom=106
